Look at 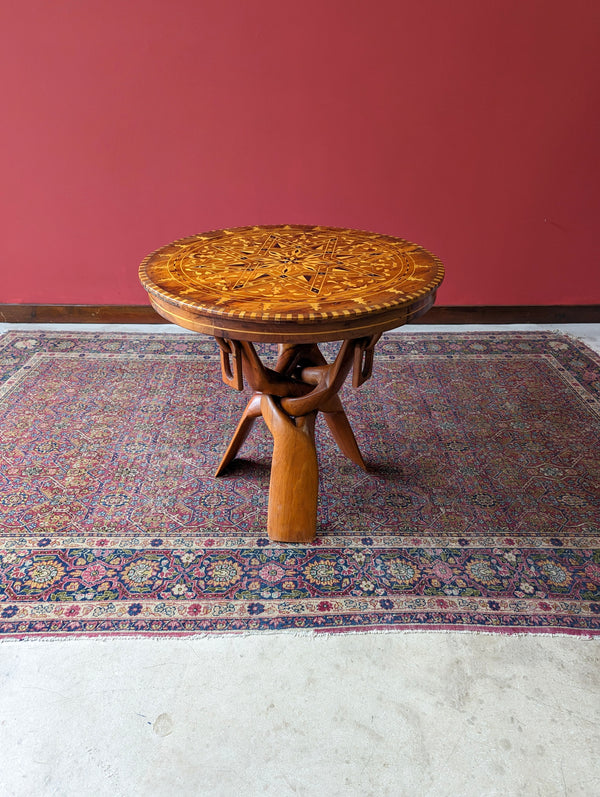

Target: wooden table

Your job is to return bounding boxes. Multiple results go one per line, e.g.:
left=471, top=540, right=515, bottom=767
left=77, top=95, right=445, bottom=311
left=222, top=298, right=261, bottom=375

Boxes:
left=139, top=225, right=444, bottom=543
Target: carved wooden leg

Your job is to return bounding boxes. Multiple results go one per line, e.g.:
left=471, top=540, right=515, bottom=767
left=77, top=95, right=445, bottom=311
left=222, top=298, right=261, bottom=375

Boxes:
left=215, top=393, right=262, bottom=477
left=215, top=337, right=377, bottom=542
left=276, top=342, right=367, bottom=470
left=320, top=394, right=368, bottom=471
left=261, top=395, right=318, bottom=543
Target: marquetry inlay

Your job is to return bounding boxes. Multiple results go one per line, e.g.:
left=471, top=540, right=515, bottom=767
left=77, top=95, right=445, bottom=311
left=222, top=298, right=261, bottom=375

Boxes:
left=139, top=224, right=445, bottom=541
left=139, top=225, right=444, bottom=323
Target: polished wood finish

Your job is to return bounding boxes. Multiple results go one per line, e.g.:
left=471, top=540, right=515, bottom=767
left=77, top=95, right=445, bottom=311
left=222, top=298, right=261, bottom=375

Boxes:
left=139, top=225, right=445, bottom=542
left=211, top=337, right=373, bottom=542
left=139, top=225, right=444, bottom=342
left=138, top=225, right=445, bottom=541
left=261, top=396, right=318, bottom=543
left=2, top=304, right=599, bottom=325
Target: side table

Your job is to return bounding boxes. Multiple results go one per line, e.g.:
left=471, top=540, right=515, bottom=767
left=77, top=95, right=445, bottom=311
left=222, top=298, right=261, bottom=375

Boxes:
left=139, top=225, right=444, bottom=542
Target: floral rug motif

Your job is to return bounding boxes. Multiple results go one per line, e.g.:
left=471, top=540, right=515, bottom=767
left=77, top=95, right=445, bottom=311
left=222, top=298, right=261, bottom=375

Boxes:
left=0, top=330, right=599, bottom=637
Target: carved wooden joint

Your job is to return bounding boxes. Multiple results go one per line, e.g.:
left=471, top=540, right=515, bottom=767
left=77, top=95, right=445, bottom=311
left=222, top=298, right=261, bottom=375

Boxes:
left=238, top=341, right=312, bottom=398
left=352, top=333, right=382, bottom=388
left=274, top=343, right=315, bottom=377
left=216, top=337, right=244, bottom=391
left=280, top=338, right=357, bottom=417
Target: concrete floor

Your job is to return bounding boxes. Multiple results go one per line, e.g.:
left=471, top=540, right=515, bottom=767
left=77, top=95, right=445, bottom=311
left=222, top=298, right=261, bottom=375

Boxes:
left=0, top=323, right=599, bottom=797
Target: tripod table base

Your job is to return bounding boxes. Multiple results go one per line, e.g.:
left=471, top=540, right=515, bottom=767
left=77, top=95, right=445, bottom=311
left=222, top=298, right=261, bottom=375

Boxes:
left=214, top=339, right=374, bottom=543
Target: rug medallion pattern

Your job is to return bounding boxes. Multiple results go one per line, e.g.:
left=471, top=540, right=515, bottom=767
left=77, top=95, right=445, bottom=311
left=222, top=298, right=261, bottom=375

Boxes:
left=0, top=332, right=598, bottom=636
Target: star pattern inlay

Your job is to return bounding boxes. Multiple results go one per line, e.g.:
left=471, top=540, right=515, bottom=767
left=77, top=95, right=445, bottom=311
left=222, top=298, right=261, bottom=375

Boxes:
left=140, top=225, right=443, bottom=322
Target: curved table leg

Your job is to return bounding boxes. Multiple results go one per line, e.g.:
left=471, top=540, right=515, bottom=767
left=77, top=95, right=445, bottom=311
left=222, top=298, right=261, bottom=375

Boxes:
left=320, top=394, right=368, bottom=471
left=282, top=342, right=368, bottom=470
left=261, top=395, right=318, bottom=543
left=215, top=393, right=262, bottom=477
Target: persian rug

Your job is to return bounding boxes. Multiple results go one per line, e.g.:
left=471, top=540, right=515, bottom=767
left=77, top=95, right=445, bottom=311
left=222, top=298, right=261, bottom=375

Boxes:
left=0, top=330, right=599, bottom=638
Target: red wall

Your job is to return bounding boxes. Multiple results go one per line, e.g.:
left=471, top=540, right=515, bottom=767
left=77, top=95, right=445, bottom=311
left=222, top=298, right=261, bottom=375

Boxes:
left=2, top=0, right=599, bottom=306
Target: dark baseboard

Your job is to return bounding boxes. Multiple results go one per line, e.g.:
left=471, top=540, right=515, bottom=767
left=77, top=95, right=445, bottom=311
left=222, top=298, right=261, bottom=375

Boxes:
left=1, top=304, right=599, bottom=325
left=413, top=305, right=600, bottom=324
left=0, top=304, right=162, bottom=324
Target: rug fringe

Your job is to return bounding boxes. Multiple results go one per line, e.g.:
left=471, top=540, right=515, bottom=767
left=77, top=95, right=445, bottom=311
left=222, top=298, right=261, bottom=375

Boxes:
left=1, top=627, right=598, bottom=643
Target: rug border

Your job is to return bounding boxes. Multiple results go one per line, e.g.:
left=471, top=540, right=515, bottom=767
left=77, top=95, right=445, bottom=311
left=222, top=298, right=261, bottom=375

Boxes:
left=1, top=329, right=599, bottom=638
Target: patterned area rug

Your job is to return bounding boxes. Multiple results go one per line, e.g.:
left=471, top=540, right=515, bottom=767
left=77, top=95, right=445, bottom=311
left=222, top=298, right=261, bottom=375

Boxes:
left=0, top=331, right=599, bottom=637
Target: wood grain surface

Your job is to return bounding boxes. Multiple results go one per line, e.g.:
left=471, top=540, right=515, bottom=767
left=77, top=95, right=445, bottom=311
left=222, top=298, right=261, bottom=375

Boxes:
left=139, top=225, right=444, bottom=342
left=137, top=225, right=445, bottom=541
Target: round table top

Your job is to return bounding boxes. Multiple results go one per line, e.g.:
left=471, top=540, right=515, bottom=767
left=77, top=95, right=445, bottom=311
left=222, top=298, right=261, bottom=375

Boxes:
left=139, top=225, right=444, bottom=342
